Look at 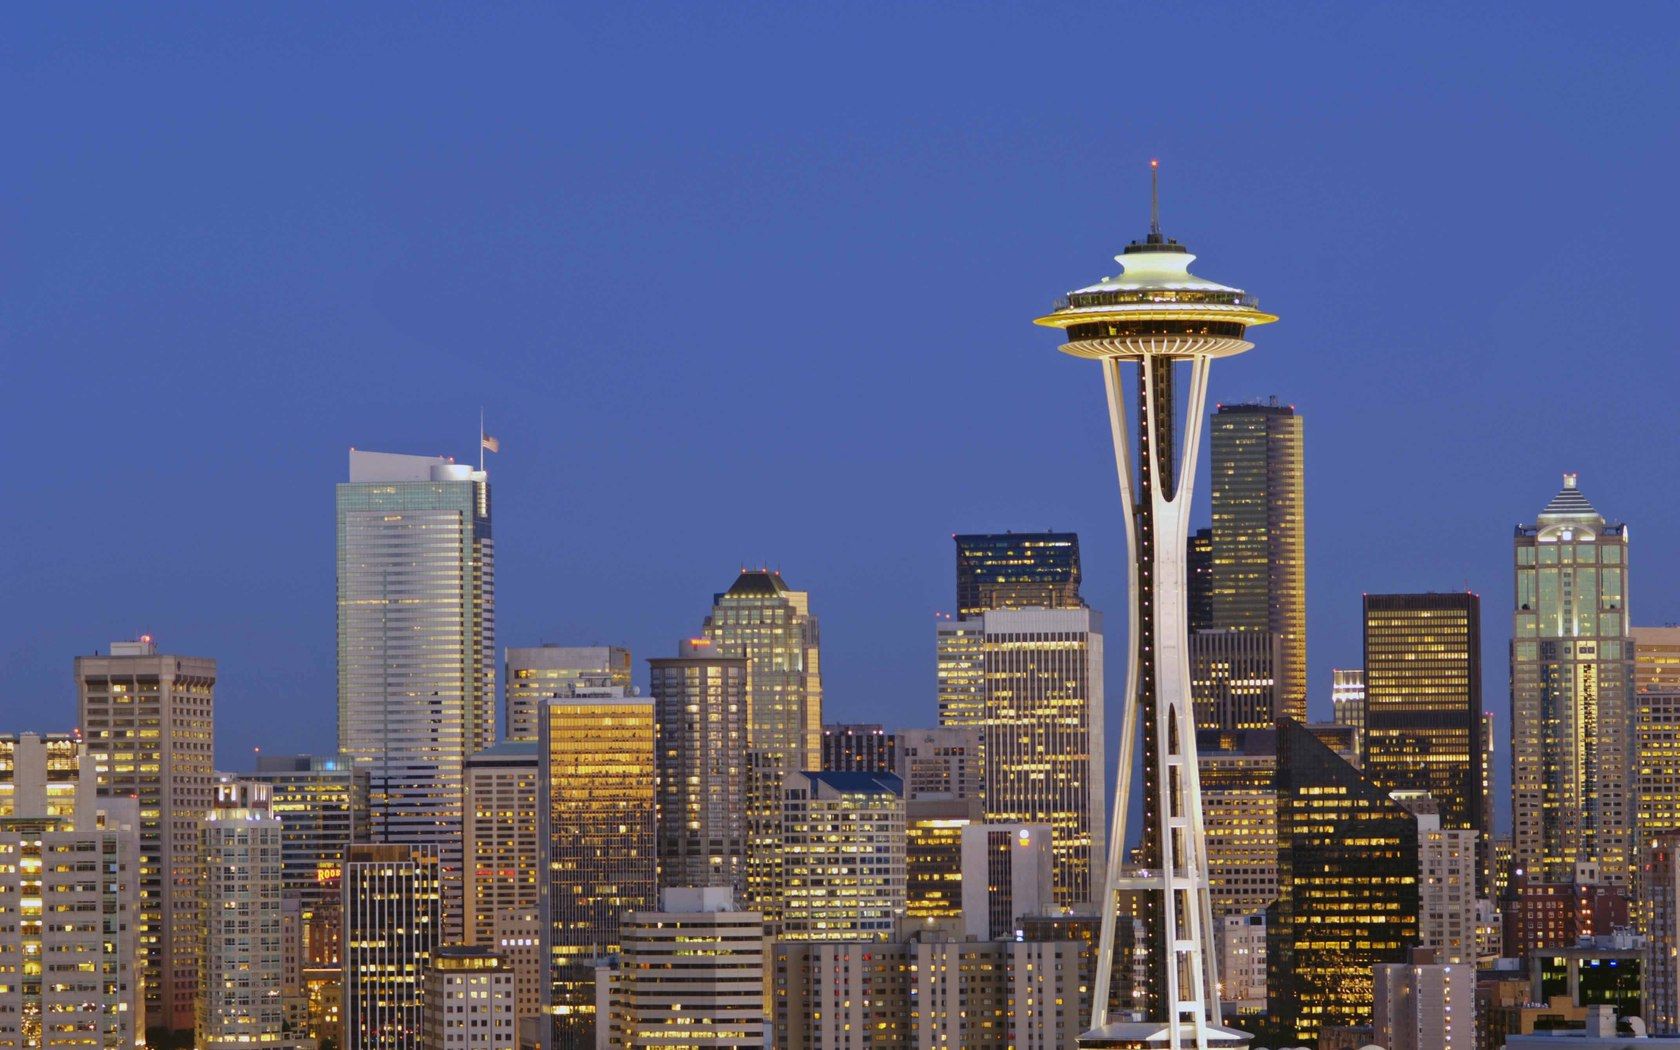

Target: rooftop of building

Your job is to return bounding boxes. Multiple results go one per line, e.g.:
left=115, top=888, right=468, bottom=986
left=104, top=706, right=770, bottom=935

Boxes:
left=467, top=740, right=540, bottom=763
left=792, top=770, right=904, bottom=796
left=722, top=568, right=792, bottom=597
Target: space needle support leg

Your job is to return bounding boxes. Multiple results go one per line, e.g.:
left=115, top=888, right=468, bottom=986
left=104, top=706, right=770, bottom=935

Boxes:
left=1090, top=356, right=1142, bottom=1030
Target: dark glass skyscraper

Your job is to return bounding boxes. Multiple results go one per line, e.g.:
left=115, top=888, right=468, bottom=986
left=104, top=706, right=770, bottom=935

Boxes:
left=821, top=723, right=898, bottom=774
left=1362, top=593, right=1484, bottom=837
left=1187, top=526, right=1214, bottom=633
left=954, top=532, right=1083, bottom=616
left=1209, top=401, right=1306, bottom=724
left=1268, top=719, right=1419, bottom=1045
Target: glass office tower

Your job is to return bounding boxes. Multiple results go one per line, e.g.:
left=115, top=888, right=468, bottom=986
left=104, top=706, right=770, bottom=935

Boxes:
left=1209, top=401, right=1306, bottom=725
left=1511, top=474, right=1635, bottom=886
left=538, top=692, right=656, bottom=1049
left=1362, top=593, right=1483, bottom=835
left=1268, top=719, right=1419, bottom=1044
left=954, top=531, right=1083, bottom=616
left=337, top=450, right=495, bottom=938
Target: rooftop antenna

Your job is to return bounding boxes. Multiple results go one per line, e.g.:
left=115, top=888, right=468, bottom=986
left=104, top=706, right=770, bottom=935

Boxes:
left=1149, top=158, right=1161, bottom=239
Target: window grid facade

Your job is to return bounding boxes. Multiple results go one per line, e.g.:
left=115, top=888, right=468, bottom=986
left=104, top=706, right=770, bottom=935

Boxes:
left=649, top=654, right=748, bottom=896
left=1511, top=475, right=1634, bottom=886
left=76, top=641, right=215, bottom=1037
left=538, top=695, right=656, bottom=1049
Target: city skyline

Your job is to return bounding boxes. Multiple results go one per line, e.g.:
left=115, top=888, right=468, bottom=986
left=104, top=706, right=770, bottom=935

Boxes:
left=3, top=8, right=1680, bottom=1047
left=3, top=9, right=1678, bottom=806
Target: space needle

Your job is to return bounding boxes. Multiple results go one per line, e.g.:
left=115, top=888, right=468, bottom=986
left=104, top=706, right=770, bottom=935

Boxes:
left=1034, top=163, right=1277, bottom=1050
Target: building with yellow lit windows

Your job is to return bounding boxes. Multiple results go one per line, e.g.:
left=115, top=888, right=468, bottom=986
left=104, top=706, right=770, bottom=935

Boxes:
left=1267, top=718, right=1420, bottom=1045
left=538, top=691, right=656, bottom=1049
left=1635, top=627, right=1680, bottom=851
left=423, top=945, right=516, bottom=1050
left=1209, top=400, right=1306, bottom=724
left=936, top=607, right=1104, bottom=907
left=337, top=450, right=496, bottom=943
left=698, top=570, right=822, bottom=922
left=1362, top=592, right=1485, bottom=848
left=611, top=887, right=766, bottom=1048
left=464, top=740, right=541, bottom=1024
left=76, top=636, right=215, bottom=1042
left=779, top=770, right=906, bottom=942
left=198, top=778, right=288, bottom=1050
left=649, top=645, right=749, bottom=896
left=342, top=843, right=442, bottom=1050
left=504, top=645, right=631, bottom=744
left=0, top=733, right=142, bottom=1050
left=1511, top=474, right=1635, bottom=887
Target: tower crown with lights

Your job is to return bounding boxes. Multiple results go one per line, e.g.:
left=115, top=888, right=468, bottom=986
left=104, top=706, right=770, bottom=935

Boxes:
left=1034, top=163, right=1277, bottom=362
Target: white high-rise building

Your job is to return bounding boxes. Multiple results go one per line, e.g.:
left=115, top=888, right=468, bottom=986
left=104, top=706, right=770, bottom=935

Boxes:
left=1216, top=913, right=1267, bottom=1015
left=961, top=823, right=1055, bottom=940
left=1416, top=810, right=1479, bottom=964
left=937, top=606, right=1105, bottom=906
left=198, top=779, right=288, bottom=1050
left=612, top=887, right=766, bottom=1049
left=1373, top=958, right=1475, bottom=1050
left=423, top=946, right=516, bottom=1050
left=0, top=733, right=142, bottom=1049
left=77, top=637, right=216, bottom=1038
left=463, top=741, right=541, bottom=1024
left=337, top=450, right=495, bottom=940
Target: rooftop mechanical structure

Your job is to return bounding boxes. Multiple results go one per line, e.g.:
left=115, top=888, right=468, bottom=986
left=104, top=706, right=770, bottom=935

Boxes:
left=1034, top=164, right=1277, bottom=1050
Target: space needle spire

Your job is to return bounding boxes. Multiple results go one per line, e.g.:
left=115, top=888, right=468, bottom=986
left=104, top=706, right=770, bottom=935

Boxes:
left=1034, top=163, right=1277, bottom=1050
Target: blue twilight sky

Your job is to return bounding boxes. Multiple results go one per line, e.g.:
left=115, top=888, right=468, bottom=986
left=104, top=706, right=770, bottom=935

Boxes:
left=2, top=5, right=1678, bottom=832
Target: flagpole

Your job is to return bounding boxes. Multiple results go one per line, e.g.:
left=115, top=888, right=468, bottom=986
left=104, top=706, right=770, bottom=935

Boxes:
left=478, top=406, right=484, bottom=472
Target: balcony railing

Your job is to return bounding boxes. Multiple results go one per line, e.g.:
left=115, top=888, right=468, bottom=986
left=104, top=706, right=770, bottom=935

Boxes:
left=1051, top=289, right=1259, bottom=312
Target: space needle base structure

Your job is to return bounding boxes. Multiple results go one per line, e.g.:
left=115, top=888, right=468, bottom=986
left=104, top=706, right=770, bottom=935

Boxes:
left=1034, top=165, right=1276, bottom=1050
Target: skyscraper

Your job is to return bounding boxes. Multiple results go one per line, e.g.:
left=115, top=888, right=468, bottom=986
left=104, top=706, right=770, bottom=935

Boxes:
left=895, top=726, right=983, bottom=803
left=76, top=636, right=216, bottom=1038
left=1511, top=474, right=1635, bottom=885
left=538, top=692, right=656, bottom=1048
left=954, top=531, right=1084, bottom=616
left=937, top=606, right=1105, bottom=906
left=463, top=741, right=541, bottom=1024
left=1644, top=834, right=1680, bottom=1034
left=1331, top=668, right=1366, bottom=746
left=337, top=449, right=495, bottom=938
left=1187, top=629, right=1281, bottom=731
left=1196, top=730, right=1279, bottom=920
left=422, top=946, right=516, bottom=1050
left=698, top=570, right=822, bottom=920
left=700, top=569, right=823, bottom=776
left=504, top=646, right=632, bottom=745
left=248, top=754, right=369, bottom=969
left=779, top=771, right=907, bottom=942
left=0, top=734, right=142, bottom=1050
left=1363, top=593, right=1484, bottom=837
left=614, top=888, right=767, bottom=1049
left=1209, top=401, right=1306, bottom=724
left=821, top=723, right=898, bottom=774
left=198, top=779, right=286, bottom=1050
left=961, top=823, right=1056, bottom=940
left=1033, top=165, right=1276, bottom=1048
left=1635, top=627, right=1680, bottom=850
left=1372, top=956, right=1476, bottom=1050
left=649, top=647, right=749, bottom=894
left=1187, top=527, right=1214, bottom=633
left=342, top=844, right=442, bottom=1050
left=1269, top=719, right=1420, bottom=1044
